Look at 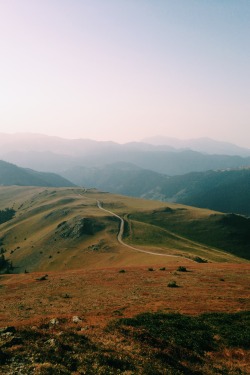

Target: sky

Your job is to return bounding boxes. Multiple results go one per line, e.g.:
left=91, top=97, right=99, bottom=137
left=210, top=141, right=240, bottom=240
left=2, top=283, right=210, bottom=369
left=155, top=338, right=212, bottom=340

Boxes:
left=0, top=0, right=249, bottom=146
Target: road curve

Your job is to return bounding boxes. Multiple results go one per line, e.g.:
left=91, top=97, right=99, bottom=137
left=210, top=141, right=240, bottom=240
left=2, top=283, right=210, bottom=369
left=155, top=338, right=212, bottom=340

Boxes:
left=97, top=200, right=195, bottom=261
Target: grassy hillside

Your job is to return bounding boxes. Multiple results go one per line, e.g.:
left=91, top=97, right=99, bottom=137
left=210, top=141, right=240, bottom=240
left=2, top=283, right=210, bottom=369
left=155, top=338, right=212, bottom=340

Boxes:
left=63, top=164, right=250, bottom=216
left=129, top=208, right=250, bottom=260
left=0, top=186, right=248, bottom=275
left=0, top=186, right=249, bottom=374
left=0, top=160, right=75, bottom=187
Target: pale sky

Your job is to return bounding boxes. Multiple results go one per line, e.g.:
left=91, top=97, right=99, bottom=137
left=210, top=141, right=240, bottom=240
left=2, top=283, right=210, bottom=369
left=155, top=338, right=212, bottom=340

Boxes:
left=0, top=0, right=249, bottom=146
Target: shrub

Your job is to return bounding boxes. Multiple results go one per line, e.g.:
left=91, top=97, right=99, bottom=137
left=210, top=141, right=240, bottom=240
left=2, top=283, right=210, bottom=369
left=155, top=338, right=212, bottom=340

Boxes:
left=167, top=281, right=178, bottom=288
left=119, top=269, right=126, bottom=273
left=148, top=268, right=154, bottom=271
left=159, top=267, right=166, bottom=271
left=177, top=266, right=187, bottom=272
left=193, top=256, right=208, bottom=263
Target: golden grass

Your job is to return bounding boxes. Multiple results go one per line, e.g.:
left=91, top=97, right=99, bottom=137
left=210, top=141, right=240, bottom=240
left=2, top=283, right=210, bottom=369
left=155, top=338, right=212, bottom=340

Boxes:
left=0, top=186, right=248, bottom=275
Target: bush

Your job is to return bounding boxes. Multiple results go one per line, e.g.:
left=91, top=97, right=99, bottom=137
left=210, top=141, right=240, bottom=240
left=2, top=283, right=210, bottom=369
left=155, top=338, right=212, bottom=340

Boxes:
left=167, top=281, right=178, bottom=288
left=193, top=256, right=208, bottom=263
left=177, top=266, right=187, bottom=272
left=148, top=268, right=154, bottom=271
left=119, top=269, right=126, bottom=273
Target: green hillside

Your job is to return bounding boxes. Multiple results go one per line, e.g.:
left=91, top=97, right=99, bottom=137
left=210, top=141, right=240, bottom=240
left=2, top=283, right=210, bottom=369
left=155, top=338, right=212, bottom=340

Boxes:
left=0, top=160, right=75, bottom=187
left=0, top=186, right=248, bottom=274
left=63, top=165, right=250, bottom=216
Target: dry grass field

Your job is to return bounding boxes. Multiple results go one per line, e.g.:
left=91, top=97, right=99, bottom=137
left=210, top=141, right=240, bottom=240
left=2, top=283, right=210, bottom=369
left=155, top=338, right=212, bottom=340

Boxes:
left=0, top=263, right=249, bottom=374
left=0, top=186, right=248, bottom=273
left=0, top=186, right=249, bottom=374
left=1, top=263, right=249, bottom=328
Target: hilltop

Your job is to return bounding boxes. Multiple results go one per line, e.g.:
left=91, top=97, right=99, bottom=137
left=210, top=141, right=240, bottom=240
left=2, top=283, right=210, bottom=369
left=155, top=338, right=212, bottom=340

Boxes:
left=0, top=160, right=75, bottom=187
left=0, top=186, right=249, bottom=275
left=62, top=164, right=250, bottom=216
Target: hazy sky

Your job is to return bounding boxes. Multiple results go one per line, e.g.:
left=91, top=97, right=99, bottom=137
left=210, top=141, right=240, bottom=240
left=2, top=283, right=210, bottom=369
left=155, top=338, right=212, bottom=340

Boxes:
left=0, top=0, right=249, bottom=145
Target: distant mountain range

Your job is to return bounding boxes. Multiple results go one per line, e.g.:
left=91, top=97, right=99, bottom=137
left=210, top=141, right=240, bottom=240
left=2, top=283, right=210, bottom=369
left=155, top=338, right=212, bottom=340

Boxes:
left=62, top=163, right=250, bottom=216
left=0, top=160, right=74, bottom=187
left=143, top=136, right=250, bottom=157
left=1, top=133, right=250, bottom=175
left=1, top=133, right=250, bottom=216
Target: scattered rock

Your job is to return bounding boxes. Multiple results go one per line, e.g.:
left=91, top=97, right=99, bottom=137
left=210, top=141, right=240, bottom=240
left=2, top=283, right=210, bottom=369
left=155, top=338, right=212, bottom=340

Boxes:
left=72, top=316, right=82, bottom=323
left=50, top=318, right=59, bottom=326
left=81, top=326, right=89, bottom=331
left=57, top=217, right=104, bottom=239
left=47, top=338, right=56, bottom=347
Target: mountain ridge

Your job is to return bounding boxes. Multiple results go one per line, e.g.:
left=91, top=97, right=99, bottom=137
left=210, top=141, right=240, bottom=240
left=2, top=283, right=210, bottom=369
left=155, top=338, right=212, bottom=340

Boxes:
left=1, top=133, right=250, bottom=175
left=62, top=164, right=250, bottom=216
left=0, top=159, right=75, bottom=187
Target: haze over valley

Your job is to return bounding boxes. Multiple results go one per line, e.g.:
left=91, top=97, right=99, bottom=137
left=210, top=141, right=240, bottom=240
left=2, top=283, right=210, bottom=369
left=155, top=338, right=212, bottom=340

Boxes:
left=0, top=1, right=249, bottom=373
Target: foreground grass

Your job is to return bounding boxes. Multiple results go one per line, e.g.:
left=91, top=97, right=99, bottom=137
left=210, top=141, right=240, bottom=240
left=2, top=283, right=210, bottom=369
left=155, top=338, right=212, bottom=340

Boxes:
left=1, top=311, right=249, bottom=374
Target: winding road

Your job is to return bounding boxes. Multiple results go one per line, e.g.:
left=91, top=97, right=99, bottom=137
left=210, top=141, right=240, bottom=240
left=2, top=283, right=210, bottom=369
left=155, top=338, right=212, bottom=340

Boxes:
left=97, top=200, right=195, bottom=261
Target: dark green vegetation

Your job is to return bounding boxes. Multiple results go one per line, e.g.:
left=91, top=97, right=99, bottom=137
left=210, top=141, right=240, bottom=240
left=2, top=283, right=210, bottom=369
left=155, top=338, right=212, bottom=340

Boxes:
left=0, top=160, right=74, bottom=187
left=0, top=208, right=15, bottom=224
left=167, top=280, right=178, bottom=288
left=130, top=208, right=250, bottom=260
left=110, top=311, right=250, bottom=374
left=115, top=311, right=250, bottom=351
left=63, top=165, right=250, bottom=216
left=159, top=169, right=250, bottom=217
left=177, top=266, right=187, bottom=272
left=0, top=253, right=13, bottom=273
left=1, top=311, right=249, bottom=374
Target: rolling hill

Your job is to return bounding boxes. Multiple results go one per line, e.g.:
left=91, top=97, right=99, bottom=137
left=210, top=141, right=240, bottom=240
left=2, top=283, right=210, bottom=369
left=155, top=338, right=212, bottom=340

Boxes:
left=0, top=160, right=75, bottom=187
left=62, top=164, right=250, bottom=216
left=0, top=186, right=249, bottom=276
left=0, top=186, right=249, bottom=375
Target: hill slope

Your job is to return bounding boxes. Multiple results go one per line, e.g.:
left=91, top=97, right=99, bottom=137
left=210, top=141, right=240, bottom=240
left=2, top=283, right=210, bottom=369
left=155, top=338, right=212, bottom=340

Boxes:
left=0, top=160, right=75, bottom=187
left=0, top=186, right=249, bottom=275
left=62, top=164, right=250, bottom=216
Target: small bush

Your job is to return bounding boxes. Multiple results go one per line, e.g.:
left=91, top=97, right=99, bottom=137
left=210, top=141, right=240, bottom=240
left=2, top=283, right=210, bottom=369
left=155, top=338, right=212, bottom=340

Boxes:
left=167, top=281, right=178, bottom=288
left=119, top=269, right=126, bottom=273
left=177, top=266, right=187, bottom=272
left=148, top=268, right=154, bottom=271
left=193, top=256, right=208, bottom=263
left=159, top=267, right=166, bottom=271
